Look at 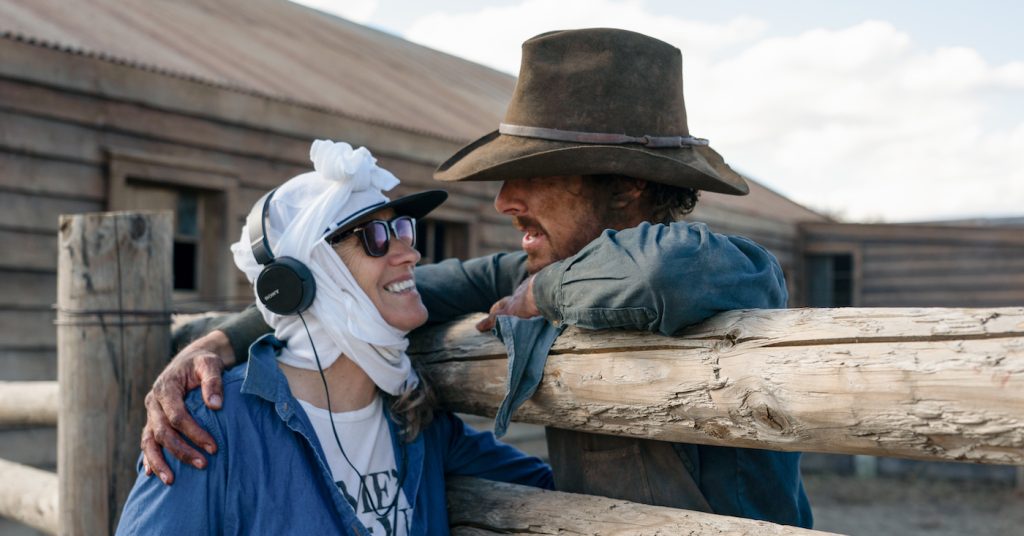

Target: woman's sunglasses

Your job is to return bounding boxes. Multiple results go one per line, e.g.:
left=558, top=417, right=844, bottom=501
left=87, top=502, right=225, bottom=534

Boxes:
left=326, top=215, right=417, bottom=257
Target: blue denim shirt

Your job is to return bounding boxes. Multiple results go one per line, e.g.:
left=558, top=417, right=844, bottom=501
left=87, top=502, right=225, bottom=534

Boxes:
left=416, top=222, right=812, bottom=528
left=116, top=336, right=553, bottom=535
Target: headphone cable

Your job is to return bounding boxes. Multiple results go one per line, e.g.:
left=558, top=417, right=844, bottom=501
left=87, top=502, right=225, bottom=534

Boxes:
left=298, top=312, right=407, bottom=525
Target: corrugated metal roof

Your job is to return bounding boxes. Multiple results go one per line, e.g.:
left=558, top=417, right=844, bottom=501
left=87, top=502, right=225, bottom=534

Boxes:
left=0, top=0, right=516, bottom=142
left=701, top=176, right=829, bottom=223
left=0, top=0, right=823, bottom=221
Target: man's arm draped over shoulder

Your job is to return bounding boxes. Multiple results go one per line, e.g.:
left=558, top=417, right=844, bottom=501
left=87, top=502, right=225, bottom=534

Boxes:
left=145, top=220, right=785, bottom=478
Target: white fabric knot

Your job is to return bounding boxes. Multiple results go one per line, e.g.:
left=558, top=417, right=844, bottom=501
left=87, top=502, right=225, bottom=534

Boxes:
left=310, top=139, right=399, bottom=193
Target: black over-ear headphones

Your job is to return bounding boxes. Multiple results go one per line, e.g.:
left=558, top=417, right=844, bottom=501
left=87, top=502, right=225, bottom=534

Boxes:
left=247, top=188, right=316, bottom=315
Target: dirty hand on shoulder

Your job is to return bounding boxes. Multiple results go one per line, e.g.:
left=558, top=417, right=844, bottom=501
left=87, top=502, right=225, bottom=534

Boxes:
left=476, top=274, right=542, bottom=332
left=141, top=329, right=233, bottom=485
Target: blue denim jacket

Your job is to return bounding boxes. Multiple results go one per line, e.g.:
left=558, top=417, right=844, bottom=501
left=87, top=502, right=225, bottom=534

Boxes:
left=116, top=336, right=553, bottom=535
left=416, top=222, right=812, bottom=528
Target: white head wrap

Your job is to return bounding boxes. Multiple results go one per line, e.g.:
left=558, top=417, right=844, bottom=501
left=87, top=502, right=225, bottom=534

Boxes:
left=230, top=140, right=418, bottom=395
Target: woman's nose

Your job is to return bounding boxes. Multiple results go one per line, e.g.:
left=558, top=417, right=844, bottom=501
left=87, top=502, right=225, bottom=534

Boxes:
left=388, top=237, right=421, bottom=265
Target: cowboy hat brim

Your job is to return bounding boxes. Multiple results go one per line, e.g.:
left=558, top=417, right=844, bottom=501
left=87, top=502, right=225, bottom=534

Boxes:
left=433, top=131, right=749, bottom=195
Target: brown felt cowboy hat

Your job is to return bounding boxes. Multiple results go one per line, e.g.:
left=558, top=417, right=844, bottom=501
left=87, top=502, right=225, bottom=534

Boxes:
left=434, top=28, right=749, bottom=195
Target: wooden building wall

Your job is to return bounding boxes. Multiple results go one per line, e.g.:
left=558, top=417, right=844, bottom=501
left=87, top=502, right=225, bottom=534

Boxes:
left=800, top=222, right=1024, bottom=308
left=0, top=38, right=521, bottom=497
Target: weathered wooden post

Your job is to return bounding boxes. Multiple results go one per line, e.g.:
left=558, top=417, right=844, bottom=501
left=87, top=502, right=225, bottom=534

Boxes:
left=56, top=211, right=172, bottom=535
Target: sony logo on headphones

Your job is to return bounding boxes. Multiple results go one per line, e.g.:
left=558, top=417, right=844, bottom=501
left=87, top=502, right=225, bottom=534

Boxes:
left=263, top=289, right=280, bottom=301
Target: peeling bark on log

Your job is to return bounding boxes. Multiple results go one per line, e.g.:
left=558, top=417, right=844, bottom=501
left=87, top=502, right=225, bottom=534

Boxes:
left=0, top=381, right=58, bottom=427
left=0, top=458, right=58, bottom=534
left=409, top=307, right=1024, bottom=465
left=446, top=477, right=841, bottom=535
left=57, top=212, right=172, bottom=536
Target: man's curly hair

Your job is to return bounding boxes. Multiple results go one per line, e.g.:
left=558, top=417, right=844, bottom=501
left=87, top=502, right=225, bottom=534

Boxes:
left=592, top=174, right=700, bottom=224
left=645, top=180, right=700, bottom=224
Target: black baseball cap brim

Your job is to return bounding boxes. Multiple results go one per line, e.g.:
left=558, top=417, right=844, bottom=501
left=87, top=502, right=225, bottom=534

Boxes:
left=323, top=190, right=448, bottom=240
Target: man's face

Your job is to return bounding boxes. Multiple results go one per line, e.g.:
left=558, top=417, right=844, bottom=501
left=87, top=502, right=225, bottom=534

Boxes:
left=494, top=176, right=614, bottom=273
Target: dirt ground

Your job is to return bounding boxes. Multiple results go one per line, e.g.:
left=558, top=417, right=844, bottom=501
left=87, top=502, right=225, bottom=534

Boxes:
left=804, top=474, right=1024, bottom=536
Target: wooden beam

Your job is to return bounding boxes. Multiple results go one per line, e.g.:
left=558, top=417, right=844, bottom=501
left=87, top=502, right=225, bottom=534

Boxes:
left=446, top=477, right=839, bottom=535
left=0, top=458, right=58, bottom=535
left=57, top=211, right=172, bottom=536
left=0, top=381, right=57, bottom=427
left=410, top=307, right=1024, bottom=465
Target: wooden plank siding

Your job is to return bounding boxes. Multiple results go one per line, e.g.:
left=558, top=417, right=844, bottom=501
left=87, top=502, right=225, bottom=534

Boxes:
left=0, top=55, right=519, bottom=368
left=801, top=222, right=1024, bottom=308
left=0, top=46, right=515, bottom=483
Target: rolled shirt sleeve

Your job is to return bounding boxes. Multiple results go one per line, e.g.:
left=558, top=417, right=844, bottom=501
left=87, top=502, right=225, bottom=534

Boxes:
left=532, top=221, right=788, bottom=335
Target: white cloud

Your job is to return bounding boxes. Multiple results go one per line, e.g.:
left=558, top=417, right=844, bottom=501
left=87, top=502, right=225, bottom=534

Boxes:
left=405, top=0, right=766, bottom=75
left=289, top=0, right=379, bottom=24
left=694, top=21, right=1024, bottom=221
left=403, top=2, right=1024, bottom=221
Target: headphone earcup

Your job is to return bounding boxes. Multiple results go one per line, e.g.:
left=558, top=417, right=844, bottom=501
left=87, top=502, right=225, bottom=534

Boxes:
left=255, top=256, right=316, bottom=315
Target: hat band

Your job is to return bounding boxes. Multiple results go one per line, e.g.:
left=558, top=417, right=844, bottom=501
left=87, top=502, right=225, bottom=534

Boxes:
left=499, top=123, right=709, bottom=148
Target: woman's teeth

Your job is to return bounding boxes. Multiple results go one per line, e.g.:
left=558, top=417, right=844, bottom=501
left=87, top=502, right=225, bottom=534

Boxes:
left=384, top=279, right=416, bottom=293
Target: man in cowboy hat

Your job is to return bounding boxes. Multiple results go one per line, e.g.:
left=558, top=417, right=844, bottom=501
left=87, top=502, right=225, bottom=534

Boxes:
left=141, top=28, right=812, bottom=527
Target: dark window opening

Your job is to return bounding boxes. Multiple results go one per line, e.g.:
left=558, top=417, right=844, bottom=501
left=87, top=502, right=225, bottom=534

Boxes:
left=807, top=254, right=854, bottom=307
left=173, top=190, right=200, bottom=291
left=415, top=219, right=469, bottom=264
left=173, top=242, right=197, bottom=290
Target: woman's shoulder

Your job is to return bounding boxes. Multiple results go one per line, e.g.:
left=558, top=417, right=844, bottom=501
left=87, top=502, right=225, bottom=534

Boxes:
left=182, top=363, right=255, bottom=434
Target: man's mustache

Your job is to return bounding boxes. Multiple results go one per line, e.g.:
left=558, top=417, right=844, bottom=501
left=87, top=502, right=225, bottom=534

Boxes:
left=512, top=216, right=545, bottom=235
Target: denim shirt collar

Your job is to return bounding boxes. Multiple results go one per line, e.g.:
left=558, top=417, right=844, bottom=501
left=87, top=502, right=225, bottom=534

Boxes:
left=241, top=334, right=426, bottom=530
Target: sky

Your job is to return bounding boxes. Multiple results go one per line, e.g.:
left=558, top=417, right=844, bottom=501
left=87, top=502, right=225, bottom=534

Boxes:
left=292, top=0, right=1024, bottom=222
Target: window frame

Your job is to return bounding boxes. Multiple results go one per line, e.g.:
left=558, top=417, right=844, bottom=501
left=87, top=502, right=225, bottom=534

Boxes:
left=801, top=242, right=863, bottom=307
left=106, top=148, right=239, bottom=310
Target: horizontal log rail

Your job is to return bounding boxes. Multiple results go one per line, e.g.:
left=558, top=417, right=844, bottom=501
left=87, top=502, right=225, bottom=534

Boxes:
left=410, top=307, right=1024, bottom=465
left=0, top=381, right=58, bottom=427
left=0, top=458, right=58, bottom=534
left=447, top=477, right=838, bottom=535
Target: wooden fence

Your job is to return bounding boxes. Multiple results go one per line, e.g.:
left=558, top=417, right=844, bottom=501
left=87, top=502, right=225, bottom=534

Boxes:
left=409, top=307, right=1024, bottom=465
left=1, top=211, right=170, bottom=535
left=0, top=210, right=1021, bottom=534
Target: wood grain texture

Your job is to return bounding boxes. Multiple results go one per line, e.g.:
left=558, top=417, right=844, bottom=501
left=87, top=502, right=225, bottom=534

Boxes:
left=0, top=458, right=57, bottom=535
left=0, top=381, right=57, bottom=427
left=411, top=308, right=1024, bottom=465
left=446, top=477, right=840, bottom=535
left=56, top=211, right=172, bottom=536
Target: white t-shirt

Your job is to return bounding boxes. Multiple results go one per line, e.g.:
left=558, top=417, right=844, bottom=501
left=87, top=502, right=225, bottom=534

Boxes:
left=297, top=396, right=411, bottom=536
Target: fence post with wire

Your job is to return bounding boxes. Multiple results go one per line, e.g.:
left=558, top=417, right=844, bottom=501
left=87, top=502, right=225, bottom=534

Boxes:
left=57, top=210, right=171, bottom=535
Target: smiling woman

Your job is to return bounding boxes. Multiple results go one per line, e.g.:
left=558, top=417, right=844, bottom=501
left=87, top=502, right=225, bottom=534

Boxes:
left=332, top=209, right=429, bottom=334
left=114, top=140, right=553, bottom=536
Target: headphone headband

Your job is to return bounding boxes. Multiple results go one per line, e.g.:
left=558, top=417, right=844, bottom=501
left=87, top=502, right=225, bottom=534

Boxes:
left=247, top=188, right=277, bottom=266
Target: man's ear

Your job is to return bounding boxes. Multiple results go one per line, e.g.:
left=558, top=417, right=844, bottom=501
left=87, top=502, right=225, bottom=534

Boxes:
left=609, top=178, right=647, bottom=209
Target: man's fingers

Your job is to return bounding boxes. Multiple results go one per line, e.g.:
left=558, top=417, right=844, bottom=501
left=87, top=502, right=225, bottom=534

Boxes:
left=141, top=434, right=174, bottom=485
left=477, top=297, right=511, bottom=332
left=476, top=314, right=496, bottom=332
left=162, top=399, right=217, bottom=456
left=152, top=417, right=207, bottom=469
left=194, top=355, right=225, bottom=410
